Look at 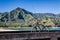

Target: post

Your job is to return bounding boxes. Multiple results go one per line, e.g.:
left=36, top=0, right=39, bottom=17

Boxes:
left=50, top=33, right=57, bottom=40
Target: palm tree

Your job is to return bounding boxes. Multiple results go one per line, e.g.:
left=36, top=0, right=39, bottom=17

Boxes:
left=3, top=18, right=7, bottom=27
left=32, top=20, right=41, bottom=32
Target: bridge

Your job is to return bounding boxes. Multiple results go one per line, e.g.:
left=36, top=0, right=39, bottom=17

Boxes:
left=0, top=31, right=60, bottom=40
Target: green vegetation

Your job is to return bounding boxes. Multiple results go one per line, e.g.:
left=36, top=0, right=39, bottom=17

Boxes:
left=0, top=7, right=60, bottom=27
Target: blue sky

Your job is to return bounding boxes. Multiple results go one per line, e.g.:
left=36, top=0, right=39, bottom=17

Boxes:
left=0, top=0, right=60, bottom=14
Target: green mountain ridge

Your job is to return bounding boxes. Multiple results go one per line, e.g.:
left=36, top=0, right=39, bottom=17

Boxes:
left=0, top=7, right=34, bottom=22
left=0, top=7, right=60, bottom=27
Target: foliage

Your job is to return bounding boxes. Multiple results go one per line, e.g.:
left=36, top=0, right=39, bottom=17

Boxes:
left=0, top=7, right=60, bottom=27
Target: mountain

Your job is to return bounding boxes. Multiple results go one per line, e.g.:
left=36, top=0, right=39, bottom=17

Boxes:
left=33, top=13, right=60, bottom=20
left=9, top=7, right=34, bottom=22
left=0, top=7, right=34, bottom=22
left=0, top=7, right=60, bottom=27
left=0, top=7, right=35, bottom=27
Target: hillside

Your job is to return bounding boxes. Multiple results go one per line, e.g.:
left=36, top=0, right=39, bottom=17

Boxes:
left=0, top=7, right=35, bottom=27
left=0, top=7, right=60, bottom=27
left=33, top=13, right=60, bottom=27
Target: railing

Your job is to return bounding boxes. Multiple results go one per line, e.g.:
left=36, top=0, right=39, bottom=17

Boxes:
left=0, top=32, right=60, bottom=40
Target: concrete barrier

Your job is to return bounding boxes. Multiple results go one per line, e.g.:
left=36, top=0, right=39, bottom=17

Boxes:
left=0, top=31, right=60, bottom=40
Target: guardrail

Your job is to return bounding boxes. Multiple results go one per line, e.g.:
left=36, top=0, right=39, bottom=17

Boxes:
left=0, top=31, right=60, bottom=40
